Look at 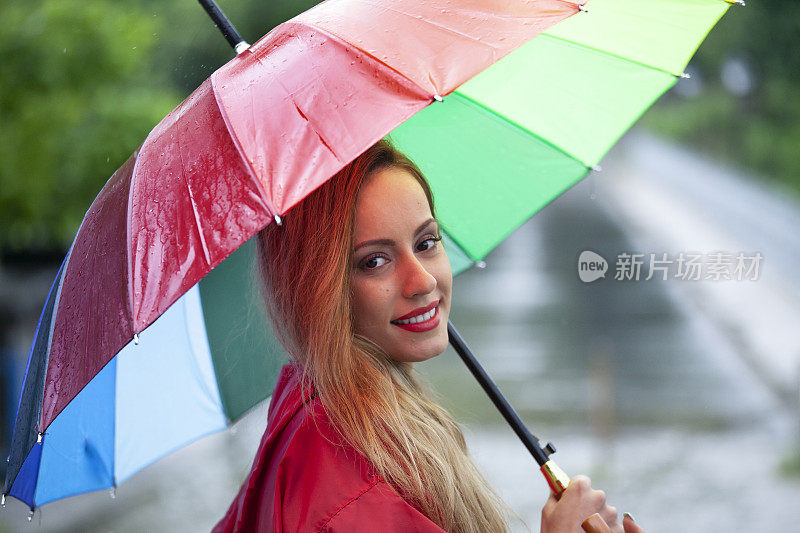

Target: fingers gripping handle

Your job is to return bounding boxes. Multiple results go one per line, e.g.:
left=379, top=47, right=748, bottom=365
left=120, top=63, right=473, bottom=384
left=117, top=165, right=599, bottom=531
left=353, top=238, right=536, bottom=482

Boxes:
left=540, top=460, right=570, bottom=495
left=541, top=461, right=613, bottom=533
left=581, top=514, right=614, bottom=533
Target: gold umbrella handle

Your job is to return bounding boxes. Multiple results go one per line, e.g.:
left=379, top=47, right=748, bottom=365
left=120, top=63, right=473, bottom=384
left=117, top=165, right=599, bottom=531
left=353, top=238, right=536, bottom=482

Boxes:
left=540, top=460, right=613, bottom=533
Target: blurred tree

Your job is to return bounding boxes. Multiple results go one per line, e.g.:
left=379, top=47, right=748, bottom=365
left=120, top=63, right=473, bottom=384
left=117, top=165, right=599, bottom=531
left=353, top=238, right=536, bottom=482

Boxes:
left=0, top=0, right=320, bottom=253
left=0, top=0, right=180, bottom=251
left=145, top=0, right=321, bottom=95
left=642, top=1, right=800, bottom=192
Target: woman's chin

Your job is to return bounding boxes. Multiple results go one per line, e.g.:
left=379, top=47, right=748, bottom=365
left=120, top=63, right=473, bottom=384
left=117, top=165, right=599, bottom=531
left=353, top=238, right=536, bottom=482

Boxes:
left=391, top=338, right=448, bottom=364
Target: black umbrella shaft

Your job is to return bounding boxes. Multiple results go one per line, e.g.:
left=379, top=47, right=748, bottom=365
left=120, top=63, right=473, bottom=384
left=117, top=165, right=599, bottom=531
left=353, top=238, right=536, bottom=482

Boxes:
left=447, top=320, right=550, bottom=466
left=197, top=0, right=246, bottom=50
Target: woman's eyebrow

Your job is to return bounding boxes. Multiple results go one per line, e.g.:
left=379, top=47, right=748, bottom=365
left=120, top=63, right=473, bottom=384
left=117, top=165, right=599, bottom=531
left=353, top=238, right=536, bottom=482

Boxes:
left=353, top=218, right=436, bottom=252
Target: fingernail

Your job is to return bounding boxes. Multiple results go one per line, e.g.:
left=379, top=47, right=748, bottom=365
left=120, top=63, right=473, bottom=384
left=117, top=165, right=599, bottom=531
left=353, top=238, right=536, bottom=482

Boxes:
left=623, top=512, right=636, bottom=523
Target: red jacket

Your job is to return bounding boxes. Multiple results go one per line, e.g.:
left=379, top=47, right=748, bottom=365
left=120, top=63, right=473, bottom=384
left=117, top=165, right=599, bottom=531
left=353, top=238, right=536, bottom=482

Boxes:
left=213, top=364, right=445, bottom=532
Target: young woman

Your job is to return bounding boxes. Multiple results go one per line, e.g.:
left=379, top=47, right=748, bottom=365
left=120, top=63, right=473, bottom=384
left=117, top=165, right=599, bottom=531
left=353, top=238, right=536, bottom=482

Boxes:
left=213, top=140, right=644, bottom=532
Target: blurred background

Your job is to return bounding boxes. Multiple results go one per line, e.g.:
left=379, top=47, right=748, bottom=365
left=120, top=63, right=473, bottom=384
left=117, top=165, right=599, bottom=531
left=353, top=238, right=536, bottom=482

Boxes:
left=1, top=1, right=799, bottom=531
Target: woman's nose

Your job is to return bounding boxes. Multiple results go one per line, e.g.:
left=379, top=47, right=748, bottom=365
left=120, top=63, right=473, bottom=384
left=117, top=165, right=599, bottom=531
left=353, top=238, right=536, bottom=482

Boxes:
left=401, top=256, right=437, bottom=298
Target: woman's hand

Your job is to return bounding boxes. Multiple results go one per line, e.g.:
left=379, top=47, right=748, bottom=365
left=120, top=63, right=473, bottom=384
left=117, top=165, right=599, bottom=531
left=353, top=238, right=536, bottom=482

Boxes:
left=540, top=475, right=645, bottom=533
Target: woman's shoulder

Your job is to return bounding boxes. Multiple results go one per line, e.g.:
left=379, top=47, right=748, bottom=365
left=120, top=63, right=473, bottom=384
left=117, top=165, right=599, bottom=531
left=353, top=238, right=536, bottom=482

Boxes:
left=214, top=365, right=444, bottom=532
left=271, top=369, right=444, bottom=532
left=279, top=406, right=444, bottom=532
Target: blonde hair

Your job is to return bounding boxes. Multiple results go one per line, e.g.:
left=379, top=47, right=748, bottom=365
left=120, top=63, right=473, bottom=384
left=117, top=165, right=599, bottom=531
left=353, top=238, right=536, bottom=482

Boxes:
left=257, top=139, right=510, bottom=532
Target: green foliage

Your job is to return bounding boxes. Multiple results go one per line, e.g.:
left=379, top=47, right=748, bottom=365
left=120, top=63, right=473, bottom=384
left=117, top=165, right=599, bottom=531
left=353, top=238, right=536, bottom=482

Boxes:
left=0, top=0, right=179, bottom=250
left=0, top=0, right=320, bottom=252
left=642, top=1, right=800, bottom=192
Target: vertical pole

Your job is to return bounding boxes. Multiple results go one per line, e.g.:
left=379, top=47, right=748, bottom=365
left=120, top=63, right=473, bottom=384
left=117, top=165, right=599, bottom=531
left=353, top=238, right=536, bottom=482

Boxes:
left=197, top=0, right=250, bottom=54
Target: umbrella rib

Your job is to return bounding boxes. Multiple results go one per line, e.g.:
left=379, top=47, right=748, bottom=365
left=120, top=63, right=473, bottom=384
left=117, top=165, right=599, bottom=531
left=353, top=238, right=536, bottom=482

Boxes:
left=540, top=31, right=691, bottom=79
left=210, top=71, right=282, bottom=222
left=183, top=178, right=212, bottom=267
left=173, top=127, right=212, bottom=266
left=289, top=19, right=435, bottom=99
left=455, top=89, right=591, bottom=171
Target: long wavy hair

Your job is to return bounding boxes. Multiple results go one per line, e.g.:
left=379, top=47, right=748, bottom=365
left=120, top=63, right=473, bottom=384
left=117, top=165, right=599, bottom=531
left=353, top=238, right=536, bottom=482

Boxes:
left=257, top=139, right=510, bottom=532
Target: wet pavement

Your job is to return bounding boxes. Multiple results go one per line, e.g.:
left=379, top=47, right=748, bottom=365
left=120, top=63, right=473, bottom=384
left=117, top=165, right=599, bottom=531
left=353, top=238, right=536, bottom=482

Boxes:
left=2, top=134, right=800, bottom=532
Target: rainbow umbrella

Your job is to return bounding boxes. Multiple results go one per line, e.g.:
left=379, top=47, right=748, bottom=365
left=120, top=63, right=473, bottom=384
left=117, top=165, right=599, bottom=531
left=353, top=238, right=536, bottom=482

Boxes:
left=3, top=0, right=737, bottom=512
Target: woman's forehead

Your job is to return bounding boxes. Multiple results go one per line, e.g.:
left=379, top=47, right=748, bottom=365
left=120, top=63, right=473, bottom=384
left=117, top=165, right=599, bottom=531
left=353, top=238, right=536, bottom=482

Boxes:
left=354, top=168, right=433, bottom=237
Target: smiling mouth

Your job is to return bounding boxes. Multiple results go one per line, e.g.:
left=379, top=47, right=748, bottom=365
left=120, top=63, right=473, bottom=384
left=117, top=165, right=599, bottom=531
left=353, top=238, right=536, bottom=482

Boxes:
left=392, top=306, right=437, bottom=325
left=391, top=304, right=441, bottom=333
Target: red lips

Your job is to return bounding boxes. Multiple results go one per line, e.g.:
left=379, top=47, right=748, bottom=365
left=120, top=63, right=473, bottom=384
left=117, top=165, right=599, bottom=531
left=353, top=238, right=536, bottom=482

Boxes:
left=392, top=300, right=439, bottom=322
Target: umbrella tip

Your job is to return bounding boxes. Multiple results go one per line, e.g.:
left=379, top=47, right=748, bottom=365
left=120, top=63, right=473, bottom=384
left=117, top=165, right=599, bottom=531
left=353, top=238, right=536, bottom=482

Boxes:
left=1, top=493, right=5, bottom=506
left=274, top=214, right=283, bottom=226
left=680, top=72, right=691, bottom=79
left=234, top=41, right=251, bottom=55
left=133, top=333, right=140, bottom=345
left=433, top=94, right=443, bottom=103
left=475, top=260, right=486, bottom=269
left=578, top=3, right=588, bottom=12
left=36, top=432, right=43, bottom=444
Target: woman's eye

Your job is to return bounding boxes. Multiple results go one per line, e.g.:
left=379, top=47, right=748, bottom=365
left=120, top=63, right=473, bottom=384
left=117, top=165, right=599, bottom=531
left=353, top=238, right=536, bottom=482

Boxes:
left=417, top=235, right=441, bottom=252
left=360, top=255, right=387, bottom=270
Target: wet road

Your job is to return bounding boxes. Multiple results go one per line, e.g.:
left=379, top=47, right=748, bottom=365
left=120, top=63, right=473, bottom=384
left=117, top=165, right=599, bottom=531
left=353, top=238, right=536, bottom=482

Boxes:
left=3, top=134, right=799, bottom=532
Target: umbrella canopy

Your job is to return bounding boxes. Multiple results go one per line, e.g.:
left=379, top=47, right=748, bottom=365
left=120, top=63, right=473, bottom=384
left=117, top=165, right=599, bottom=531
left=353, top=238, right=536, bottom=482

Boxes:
left=3, top=0, right=733, bottom=510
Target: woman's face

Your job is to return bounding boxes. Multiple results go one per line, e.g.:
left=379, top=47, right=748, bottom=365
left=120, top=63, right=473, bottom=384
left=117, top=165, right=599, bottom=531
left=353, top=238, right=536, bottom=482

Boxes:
left=351, top=166, right=452, bottom=364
